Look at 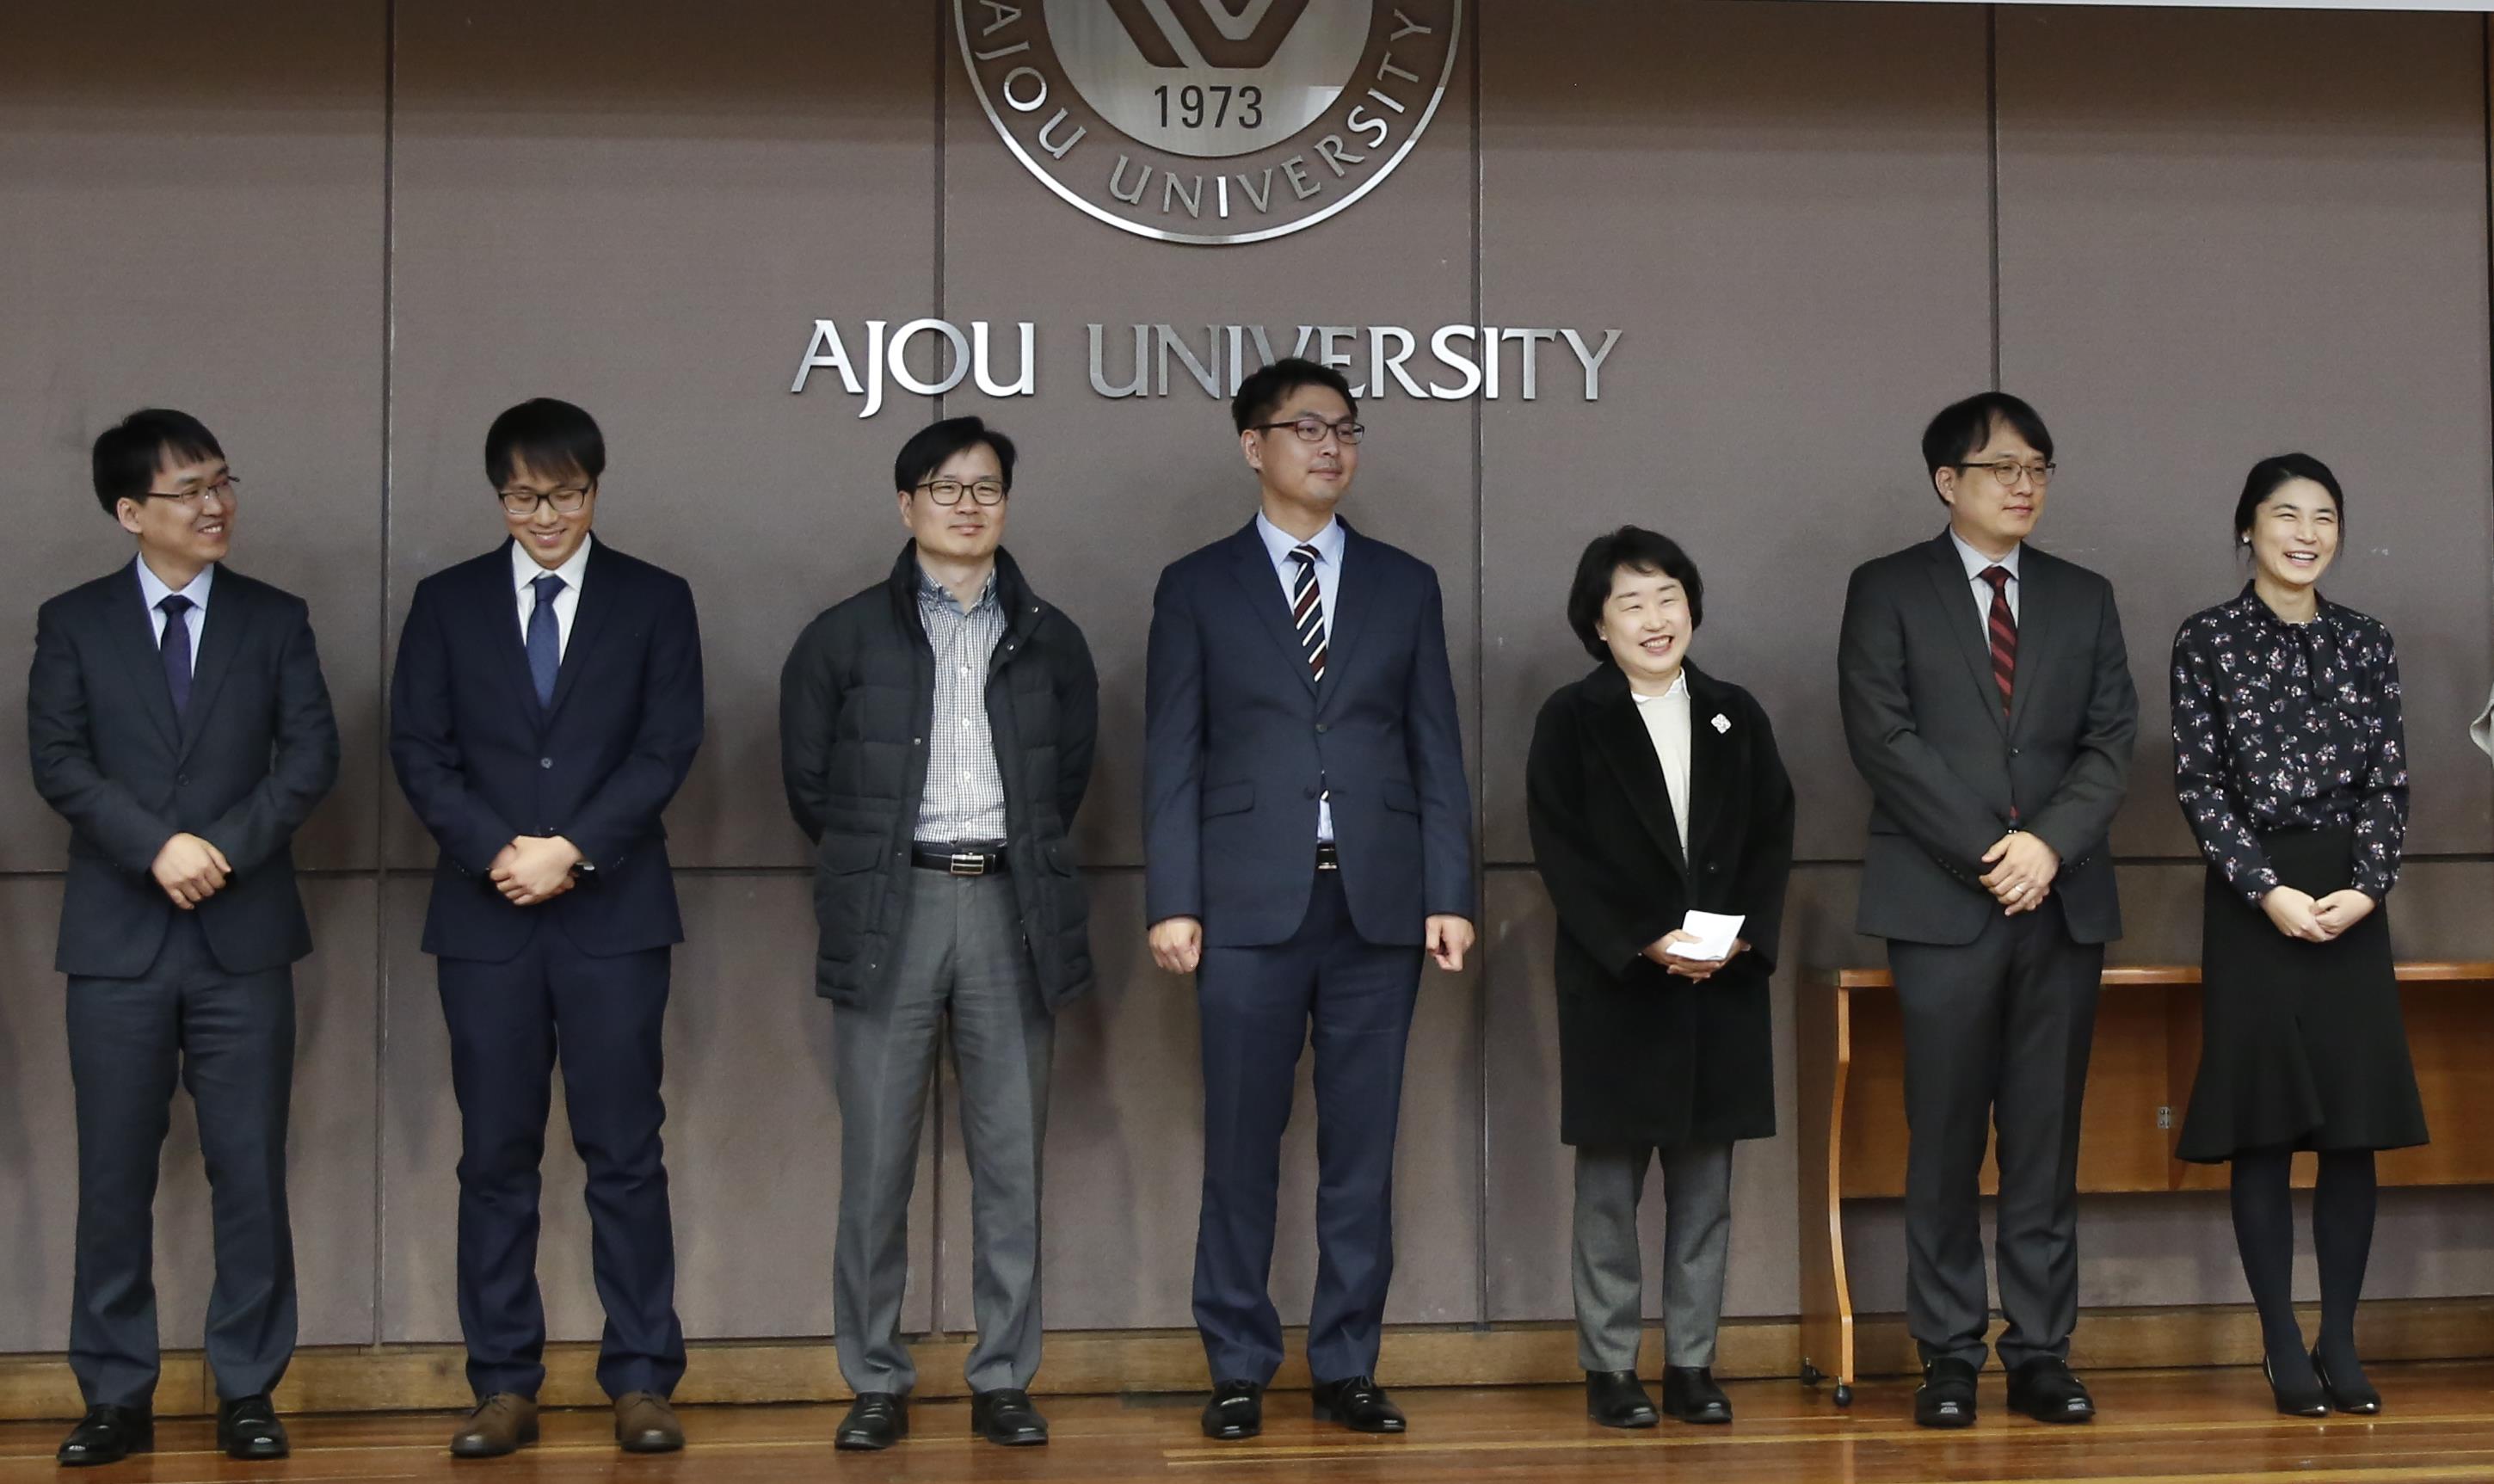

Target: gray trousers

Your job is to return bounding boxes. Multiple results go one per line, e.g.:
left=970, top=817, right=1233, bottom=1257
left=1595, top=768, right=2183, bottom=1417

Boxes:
left=1571, top=1141, right=1733, bottom=1372
left=832, top=867, right=1052, bottom=1395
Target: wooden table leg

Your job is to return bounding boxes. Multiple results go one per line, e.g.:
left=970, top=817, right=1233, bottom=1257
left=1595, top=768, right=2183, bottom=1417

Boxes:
left=1796, top=975, right=1854, bottom=1405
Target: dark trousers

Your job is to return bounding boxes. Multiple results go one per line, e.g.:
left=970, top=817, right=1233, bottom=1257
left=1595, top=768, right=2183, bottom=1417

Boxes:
left=437, top=925, right=683, bottom=1401
left=1192, top=870, right=1421, bottom=1387
left=1887, top=896, right=2102, bottom=1370
left=67, top=913, right=296, bottom=1407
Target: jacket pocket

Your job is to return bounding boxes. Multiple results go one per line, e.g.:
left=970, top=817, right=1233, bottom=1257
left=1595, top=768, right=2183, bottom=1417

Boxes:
left=819, top=832, right=884, bottom=873
left=1200, top=779, right=1255, bottom=818
left=1381, top=779, right=1419, bottom=815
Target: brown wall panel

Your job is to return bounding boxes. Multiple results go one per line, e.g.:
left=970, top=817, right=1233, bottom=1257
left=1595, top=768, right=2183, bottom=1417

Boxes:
left=0, top=3, right=387, bottom=871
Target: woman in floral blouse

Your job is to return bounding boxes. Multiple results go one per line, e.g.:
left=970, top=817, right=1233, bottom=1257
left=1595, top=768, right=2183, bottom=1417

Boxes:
left=2170, top=453, right=2425, bottom=1419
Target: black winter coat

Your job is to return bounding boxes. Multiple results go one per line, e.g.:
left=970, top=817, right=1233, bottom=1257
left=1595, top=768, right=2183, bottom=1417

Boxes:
left=1524, top=661, right=1795, bottom=1148
left=779, top=545, right=1099, bottom=1009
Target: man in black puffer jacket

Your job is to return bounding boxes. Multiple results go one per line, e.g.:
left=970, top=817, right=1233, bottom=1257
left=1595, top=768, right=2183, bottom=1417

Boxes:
left=778, top=416, right=1097, bottom=1453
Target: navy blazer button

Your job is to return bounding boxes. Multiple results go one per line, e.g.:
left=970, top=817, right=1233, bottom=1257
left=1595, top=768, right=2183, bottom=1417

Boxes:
left=540, top=757, right=553, bottom=769
left=1315, top=723, right=1328, bottom=733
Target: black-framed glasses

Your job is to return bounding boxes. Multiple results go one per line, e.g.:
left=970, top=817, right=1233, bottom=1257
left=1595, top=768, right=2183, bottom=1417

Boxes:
left=499, top=485, right=591, bottom=516
left=916, top=478, right=1007, bottom=506
left=1956, top=459, right=2055, bottom=488
left=1252, top=416, right=1364, bottom=445
left=146, top=471, right=241, bottom=508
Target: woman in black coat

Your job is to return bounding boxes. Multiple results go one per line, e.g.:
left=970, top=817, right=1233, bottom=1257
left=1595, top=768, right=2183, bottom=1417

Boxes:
left=1525, top=526, right=1795, bottom=1430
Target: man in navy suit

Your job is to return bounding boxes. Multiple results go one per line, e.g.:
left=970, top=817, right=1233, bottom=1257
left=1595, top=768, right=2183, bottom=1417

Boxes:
left=1144, top=358, right=1476, bottom=1440
left=31, top=409, right=338, bottom=1467
left=389, top=398, right=703, bottom=1459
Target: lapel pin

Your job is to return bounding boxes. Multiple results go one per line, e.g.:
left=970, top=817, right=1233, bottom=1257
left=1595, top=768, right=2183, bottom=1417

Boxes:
left=1711, top=713, right=1731, bottom=734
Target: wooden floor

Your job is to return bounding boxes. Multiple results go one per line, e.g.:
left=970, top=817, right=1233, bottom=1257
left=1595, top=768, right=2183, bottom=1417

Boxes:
left=5, top=1363, right=2494, bottom=1482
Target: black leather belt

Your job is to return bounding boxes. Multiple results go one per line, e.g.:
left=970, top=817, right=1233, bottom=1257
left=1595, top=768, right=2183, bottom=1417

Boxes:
left=912, top=842, right=1008, bottom=876
left=1315, top=842, right=1339, bottom=871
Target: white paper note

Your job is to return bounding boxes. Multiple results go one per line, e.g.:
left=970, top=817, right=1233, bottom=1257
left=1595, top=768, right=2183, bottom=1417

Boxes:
left=1672, top=910, right=1746, bottom=963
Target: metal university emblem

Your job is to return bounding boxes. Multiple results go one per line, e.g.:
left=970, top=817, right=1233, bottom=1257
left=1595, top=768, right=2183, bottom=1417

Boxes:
left=958, top=1, right=1461, bottom=246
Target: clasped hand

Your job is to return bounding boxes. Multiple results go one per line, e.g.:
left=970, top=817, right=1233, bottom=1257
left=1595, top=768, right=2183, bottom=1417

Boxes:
left=490, top=835, right=582, bottom=906
left=2261, top=884, right=2374, bottom=943
left=151, top=832, right=230, bottom=909
left=1979, top=830, right=2058, bottom=916
left=1645, top=932, right=1749, bottom=982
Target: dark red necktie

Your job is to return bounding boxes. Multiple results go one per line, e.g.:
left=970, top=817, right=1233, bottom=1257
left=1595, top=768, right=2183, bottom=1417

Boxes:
left=1980, top=565, right=2016, bottom=715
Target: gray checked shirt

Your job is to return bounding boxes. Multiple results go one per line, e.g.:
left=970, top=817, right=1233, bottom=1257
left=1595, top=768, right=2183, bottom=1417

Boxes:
left=914, top=563, right=1010, bottom=843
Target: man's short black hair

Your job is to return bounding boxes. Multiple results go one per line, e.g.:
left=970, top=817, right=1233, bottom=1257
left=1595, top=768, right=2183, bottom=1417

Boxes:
left=91, top=408, right=224, bottom=516
left=485, top=397, right=606, bottom=491
left=894, top=416, right=1017, bottom=496
left=1232, top=356, right=1357, bottom=434
left=2234, top=452, right=2344, bottom=541
left=1922, top=391, right=2054, bottom=487
left=1566, top=525, right=1705, bottom=663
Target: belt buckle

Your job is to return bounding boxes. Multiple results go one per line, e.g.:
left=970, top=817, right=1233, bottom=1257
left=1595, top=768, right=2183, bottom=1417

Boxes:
left=948, top=851, right=988, bottom=877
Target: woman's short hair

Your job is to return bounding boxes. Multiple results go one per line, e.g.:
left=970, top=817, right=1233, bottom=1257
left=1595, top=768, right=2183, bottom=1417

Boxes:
left=1566, top=526, right=1704, bottom=662
left=2232, top=453, right=2343, bottom=541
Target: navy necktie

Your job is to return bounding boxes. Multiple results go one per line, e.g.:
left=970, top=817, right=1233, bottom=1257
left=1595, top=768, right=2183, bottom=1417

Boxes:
left=157, top=594, right=195, bottom=716
left=527, top=574, right=565, bottom=706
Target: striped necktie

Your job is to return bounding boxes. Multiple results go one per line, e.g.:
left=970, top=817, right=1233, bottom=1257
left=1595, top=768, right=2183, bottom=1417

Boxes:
left=1980, top=564, right=2016, bottom=715
left=1290, top=544, right=1327, bottom=682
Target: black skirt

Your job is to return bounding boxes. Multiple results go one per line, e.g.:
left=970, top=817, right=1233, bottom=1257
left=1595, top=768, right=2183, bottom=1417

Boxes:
left=2177, top=825, right=2429, bottom=1162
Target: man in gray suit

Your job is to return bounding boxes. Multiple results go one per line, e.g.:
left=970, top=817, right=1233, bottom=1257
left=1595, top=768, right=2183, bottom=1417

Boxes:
left=1838, top=392, right=2137, bottom=1429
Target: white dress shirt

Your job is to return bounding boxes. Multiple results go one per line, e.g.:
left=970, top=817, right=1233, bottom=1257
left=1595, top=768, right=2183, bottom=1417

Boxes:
left=134, top=556, right=213, bottom=673
left=1631, top=671, right=1693, bottom=856
left=512, top=532, right=593, bottom=661
left=1949, top=527, right=2022, bottom=643
left=1255, top=510, right=1346, bottom=842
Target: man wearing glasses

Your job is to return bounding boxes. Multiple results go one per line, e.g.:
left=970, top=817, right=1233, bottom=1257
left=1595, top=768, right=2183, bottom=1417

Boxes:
left=390, top=397, right=704, bottom=1459
left=1838, top=391, right=2136, bottom=1429
left=1144, top=359, right=1475, bottom=1440
left=779, top=416, right=1098, bottom=1451
left=32, top=409, right=339, bottom=1465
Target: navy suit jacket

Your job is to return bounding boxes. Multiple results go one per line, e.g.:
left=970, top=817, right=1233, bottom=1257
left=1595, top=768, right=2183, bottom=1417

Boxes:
left=1143, top=517, right=1475, bottom=948
left=29, top=563, right=339, bottom=977
left=389, top=539, right=704, bottom=963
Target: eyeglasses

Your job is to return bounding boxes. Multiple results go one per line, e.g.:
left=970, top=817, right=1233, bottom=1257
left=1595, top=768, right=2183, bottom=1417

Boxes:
left=1252, top=416, right=1365, bottom=445
left=146, top=472, right=241, bottom=508
left=1957, top=459, right=2056, bottom=489
left=916, top=478, right=1007, bottom=507
left=499, top=486, right=591, bottom=516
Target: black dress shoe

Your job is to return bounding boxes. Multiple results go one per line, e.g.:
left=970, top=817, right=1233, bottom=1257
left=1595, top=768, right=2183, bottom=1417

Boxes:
left=2006, top=1357, right=2095, bottom=1424
left=1202, top=1379, right=1264, bottom=1440
left=1914, top=1358, right=1979, bottom=1429
left=2312, top=1350, right=2380, bottom=1415
left=834, top=1392, right=909, bottom=1450
left=1312, top=1375, right=1407, bottom=1433
left=58, top=1406, right=151, bottom=1468
left=218, top=1394, right=291, bottom=1459
left=970, top=1388, right=1050, bottom=1446
left=1585, top=1370, right=1658, bottom=1428
left=2264, top=1354, right=2328, bottom=1418
left=1661, top=1365, right=1733, bottom=1424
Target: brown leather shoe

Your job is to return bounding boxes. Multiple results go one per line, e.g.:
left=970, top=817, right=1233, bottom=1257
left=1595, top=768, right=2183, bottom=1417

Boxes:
left=615, top=1392, right=684, bottom=1453
left=449, top=1394, right=539, bottom=1458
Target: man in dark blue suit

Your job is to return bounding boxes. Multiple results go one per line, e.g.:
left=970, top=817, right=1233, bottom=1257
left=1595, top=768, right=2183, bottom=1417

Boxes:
left=31, top=409, right=338, bottom=1467
left=1144, top=358, right=1476, bottom=1440
left=389, top=398, right=703, bottom=1459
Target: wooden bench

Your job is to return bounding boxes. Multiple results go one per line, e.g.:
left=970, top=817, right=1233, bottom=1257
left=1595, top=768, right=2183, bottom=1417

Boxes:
left=1795, top=959, right=2494, bottom=1405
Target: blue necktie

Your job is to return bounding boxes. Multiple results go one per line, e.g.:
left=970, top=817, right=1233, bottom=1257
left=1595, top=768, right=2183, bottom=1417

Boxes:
left=527, top=574, right=564, bottom=707
left=157, top=594, right=195, bottom=717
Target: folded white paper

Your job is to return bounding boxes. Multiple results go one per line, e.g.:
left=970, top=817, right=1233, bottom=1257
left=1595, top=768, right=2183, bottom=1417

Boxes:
left=1671, top=910, right=1746, bottom=963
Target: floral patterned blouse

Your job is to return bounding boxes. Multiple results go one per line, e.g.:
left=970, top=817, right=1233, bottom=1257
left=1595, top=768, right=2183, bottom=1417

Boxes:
left=2170, top=585, right=2407, bottom=906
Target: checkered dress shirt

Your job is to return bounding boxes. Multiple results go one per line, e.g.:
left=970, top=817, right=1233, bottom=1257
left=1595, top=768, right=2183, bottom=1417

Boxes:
left=914, top=564, right=1009, bottom=843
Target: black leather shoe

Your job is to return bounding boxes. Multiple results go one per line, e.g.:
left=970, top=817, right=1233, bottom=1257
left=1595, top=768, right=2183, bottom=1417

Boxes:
left=1914, top=1358, right=1979, bottom=1429
left=1312, top=1375, right=1406, bottom=1433
left=2006, top=1357, right=2095, bottom=1423
left=217, top=1394, right=290, bottom=1459
left=58, top=1406, right=151, bottom=1468
left=834, top=1392, right=908, bottom=1450
left=970, top=1388, right=1049, bottom=1446
left=2265, top=1354, right=2328, bottom=1418
left=1201, top=1379, right=1263, bottom=1440
left=1662, top=1365, right=1733, bottom=1424
left=1585, top=1370, right=1658, bottom=1428
left=2312, top=1350, right=2380, bottom=1415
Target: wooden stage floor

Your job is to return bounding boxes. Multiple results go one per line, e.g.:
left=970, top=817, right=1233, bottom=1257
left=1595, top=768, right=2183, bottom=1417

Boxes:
left=5, top=1363, right=2494, bottom=1482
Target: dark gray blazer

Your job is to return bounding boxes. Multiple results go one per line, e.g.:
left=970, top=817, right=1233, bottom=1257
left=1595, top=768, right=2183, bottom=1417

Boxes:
left=1837, top=530, right=2138, bottom=946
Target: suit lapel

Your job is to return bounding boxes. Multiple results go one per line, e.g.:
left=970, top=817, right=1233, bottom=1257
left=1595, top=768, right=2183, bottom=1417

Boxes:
left=1586, top=672, right=1689, bottom=882
left=1921, top=533, right=2010, bottom=739
left=104, top=566, right=182, bottom=751
left=1682, top=665, right=1735, bottom=865
left=1221, top=523, right=1318, bottom=699
left=2005, top=551, right=2054, bottom=738
left=176, top=578, right=245, bottom=760
left=544, top=540, right=616, bottom=722
left=1316, top=521, right=1368, bottom=711
left=483, top=541, right=544, bottom=721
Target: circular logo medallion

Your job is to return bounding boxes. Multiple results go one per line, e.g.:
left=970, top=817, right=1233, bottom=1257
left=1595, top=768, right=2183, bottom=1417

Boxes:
left=958, top=0, right=1462, bottom=246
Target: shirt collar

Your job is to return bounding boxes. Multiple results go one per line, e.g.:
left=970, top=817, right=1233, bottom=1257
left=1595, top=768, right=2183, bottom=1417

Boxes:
left=1256, top=510, right=1344, bottom=569
left=1630, top=671, right=1690, bottom=704
left=134, top=555, right=214, bottom=613
left=2233, top=580, right=2337, bottom=631
left=917, top=561, right=997, bottom=614
left=512, top=531, right=594, bottom=596
left=1949, top=527, right=2021, bottom=584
